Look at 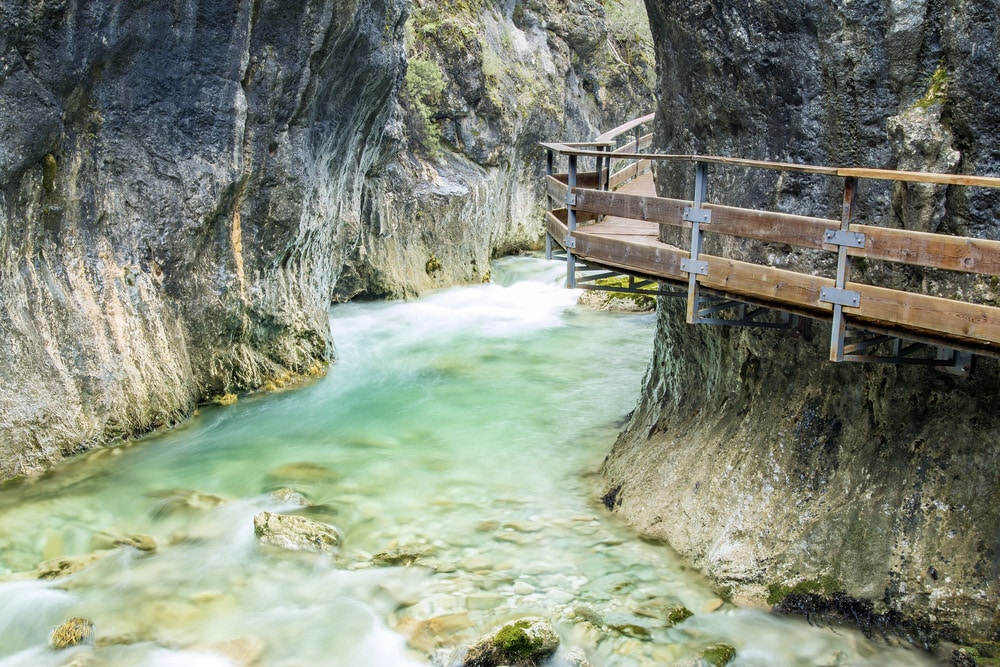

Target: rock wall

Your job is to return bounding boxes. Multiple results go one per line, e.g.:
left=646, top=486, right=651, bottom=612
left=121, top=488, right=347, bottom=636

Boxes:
left=0, top=0, right=408, bottom=478
left=336, top=0, right=654, bottom=299
left=0, top=0, right=653, bottom=479
left=603, top=0, right=1000, bottom=640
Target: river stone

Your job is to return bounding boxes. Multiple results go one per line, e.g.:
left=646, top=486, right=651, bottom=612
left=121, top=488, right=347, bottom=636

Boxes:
left=268, top=488, right=311, bottom=507
left=148, top=489, right=229, bottom=519
left=397, top=612, right=476, bottom=654
left=252, top=512, right=340, bottom=553
left=194, top=636, right=266, bottom=666
left=372, top=546, right=433, bottom=567
left=50, top=617, right=95, bottom=648
left=460, top=617, right=560, bottom=667
left=34, top=552, right=111, bottom=580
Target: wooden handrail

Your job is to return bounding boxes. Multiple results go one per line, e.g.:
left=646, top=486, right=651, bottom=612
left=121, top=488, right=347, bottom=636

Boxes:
left=542, top=115, right=1000, bottom=362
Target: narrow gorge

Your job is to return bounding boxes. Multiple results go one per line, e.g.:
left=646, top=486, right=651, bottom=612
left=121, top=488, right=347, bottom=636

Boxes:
left=2, top=0, right=1000, bottom=661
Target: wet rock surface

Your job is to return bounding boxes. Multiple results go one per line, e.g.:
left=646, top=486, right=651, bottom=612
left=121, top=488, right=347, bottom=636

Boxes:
left=605, top=0, right=1000, bottom=643
left=253, top=511, right=341, bottom=553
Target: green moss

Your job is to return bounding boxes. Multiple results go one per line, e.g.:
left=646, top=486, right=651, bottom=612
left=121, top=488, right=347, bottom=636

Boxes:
left=594, top=275, right=656, bottom=309
left=914, top=63, right=949, bottom=108
left=425, top=255, right=443, bottom=275
left=42, top=153, right=57, bottom=194
left=701, top=643, right=736, bottom=666
left=402, top=57, right=446, bottom=154
left=665, top=605, right=694, bottom=626
left=495, top=620, right=543, bottom=658
left=767, top=575, right=844, bottom=606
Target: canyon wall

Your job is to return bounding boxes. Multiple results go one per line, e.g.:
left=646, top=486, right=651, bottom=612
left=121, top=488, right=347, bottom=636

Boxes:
left=603, top=0, right=1000, bottom=641
left=0, top=0, right=652, bottom=479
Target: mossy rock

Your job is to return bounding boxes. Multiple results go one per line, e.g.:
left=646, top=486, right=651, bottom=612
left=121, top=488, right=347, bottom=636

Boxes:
left=767, top=575, right=843, bottom=605
left=700, top=643, right=736, bottom=666
left=462, top=617, right=559, bottom=666
left=50, top=617, right=95, bottom=648
left=213, top=393, right=238, bottom=406
left=666, top=605, right=694, bottom=626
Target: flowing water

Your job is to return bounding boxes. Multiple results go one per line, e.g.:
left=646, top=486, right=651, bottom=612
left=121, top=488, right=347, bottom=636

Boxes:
left=0, top=256, right=934, bottom=667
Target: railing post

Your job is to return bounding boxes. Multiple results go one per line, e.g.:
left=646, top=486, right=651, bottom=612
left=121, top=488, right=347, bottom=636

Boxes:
left=566, top=153, right=578, bottom=288
left=545, top=148, right=554, bottom=260
left=828, top=176, right=858, bottom=361
left=681, top=162, right=711, bottom=323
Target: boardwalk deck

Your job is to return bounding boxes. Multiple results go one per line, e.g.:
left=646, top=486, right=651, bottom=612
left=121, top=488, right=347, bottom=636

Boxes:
left=543, top=119, right=1000, bottom=366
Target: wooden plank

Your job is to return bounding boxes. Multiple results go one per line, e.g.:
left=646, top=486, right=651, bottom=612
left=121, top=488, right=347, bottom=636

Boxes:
left=610, top=133, right=653, bottom=155
left=838, top=167, right=1000, bottom=188
left=546, top=175, right=568, bottom=204
left=705, top=203, right=837, bottom=250
left=849, top=224, right=1000, bottom=275
left=850, top=282, right=1000, bottom=346
left=594, top=113, right=656, bottom=143
left=551, top=172, right=601, bottom=189
left=574, top=231, right=688, bottom=281
left=700, top=256, right=834, bottom=314
left=574, top=189, right=691, bottom=228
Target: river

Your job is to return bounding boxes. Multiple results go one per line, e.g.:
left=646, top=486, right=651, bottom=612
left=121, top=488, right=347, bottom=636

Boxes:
left=0, top=256, right=933, bottom=666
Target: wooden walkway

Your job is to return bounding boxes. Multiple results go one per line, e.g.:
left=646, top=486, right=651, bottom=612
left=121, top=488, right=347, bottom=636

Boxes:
left=542, top=115, right=1000, bottom=368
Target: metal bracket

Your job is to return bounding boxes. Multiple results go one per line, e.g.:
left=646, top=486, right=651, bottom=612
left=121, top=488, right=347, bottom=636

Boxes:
left=563, top=235, right=576, bottom=249
left=820, top=287, right=860, bottom=308
left=824, top=229, right=866, bottom=248
left=565, top=192, right=578, bottom=206
left=680, top=258, right=708, bottom=276
left=683, top=207, right=711, bottom=224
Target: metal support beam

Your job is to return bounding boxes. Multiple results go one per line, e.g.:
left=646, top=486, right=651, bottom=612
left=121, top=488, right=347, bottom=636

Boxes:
left=566, top=154, right=578, bottom=288
left=829, top=176, right=857, bottom=361
left=685, top=162, right=709, bottom=324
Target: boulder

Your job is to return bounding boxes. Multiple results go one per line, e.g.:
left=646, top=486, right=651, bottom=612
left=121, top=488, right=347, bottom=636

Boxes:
left=252, top=512, right=340, bottom=553
left=461, top=617, right=560, bottom=667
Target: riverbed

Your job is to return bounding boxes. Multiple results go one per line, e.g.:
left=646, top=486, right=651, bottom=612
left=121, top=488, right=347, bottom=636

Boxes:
left=0, top=256, right=934, bottom=666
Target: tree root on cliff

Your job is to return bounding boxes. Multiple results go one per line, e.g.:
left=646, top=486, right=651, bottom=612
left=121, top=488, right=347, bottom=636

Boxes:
left=773, top=592, right=949, bottom=653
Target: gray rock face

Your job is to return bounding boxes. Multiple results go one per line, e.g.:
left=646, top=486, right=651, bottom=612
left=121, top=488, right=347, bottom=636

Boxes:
left=0, top=0, right=651, bottom=479
left=605, top=0, right=1000, bottom=639
left=0, top=0, right=407, bottom=478
left=336, top=0, right=655, bottom=299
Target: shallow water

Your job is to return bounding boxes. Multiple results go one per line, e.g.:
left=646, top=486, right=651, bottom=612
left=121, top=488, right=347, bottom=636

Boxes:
left=0, top=256, right=934, bottom=666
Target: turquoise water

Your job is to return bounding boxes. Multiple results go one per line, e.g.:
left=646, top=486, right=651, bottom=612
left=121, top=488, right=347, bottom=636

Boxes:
left=0, top=257, right=934, bottom=666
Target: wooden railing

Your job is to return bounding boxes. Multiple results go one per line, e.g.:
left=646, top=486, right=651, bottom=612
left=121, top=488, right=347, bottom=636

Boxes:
left=542, top=116, right=1000, bottom=365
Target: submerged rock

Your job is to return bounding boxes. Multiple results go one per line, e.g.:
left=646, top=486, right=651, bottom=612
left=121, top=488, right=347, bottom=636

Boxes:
left=50, top=617, right=95, bottom=648
left=34, top=552, right=111, bottom=580
left=148, top=489, right=229, bottom=519
left=252, top=511, right=341, bottom=553
left=461, top=617, right=560, bottom=667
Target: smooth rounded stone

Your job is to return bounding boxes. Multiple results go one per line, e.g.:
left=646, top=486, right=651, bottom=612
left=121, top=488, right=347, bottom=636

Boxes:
left=545, top=589, right=576, bottom=605
left=268, top=488, right=312, bottom=506
left=263, top=462, right=340, bottom=484
left=115, top=534, right=157, bottom=552
left=460, top=617, right=559, bottom=667
left=372, top=546, right=433, bottom=567
left=252, top=511, right=341, bottom=553
left=476, top=520, right=501, bottom=532
left=561, top=647, right=594, bottom=667
left=193, top=635, right=266, bottom=666
left=702, top=598, right=725, bottom=612
left=512, top=581, right=536, bottom=595
left=465, top=593, right=507, bottom=611
left=147, top=489, right=228, bottom=519
left=50, top=617, right=95, bottom=649
left=34, top=551, right=112, bottom=580
left=396, top=612, right=476, bottom=654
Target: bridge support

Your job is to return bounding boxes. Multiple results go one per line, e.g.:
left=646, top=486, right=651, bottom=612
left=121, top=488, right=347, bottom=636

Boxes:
left=681, top=162, right=711, bottom=324
left=566, top=154, right=578, bottom=288
left=825, top=176, right=859, bottom=362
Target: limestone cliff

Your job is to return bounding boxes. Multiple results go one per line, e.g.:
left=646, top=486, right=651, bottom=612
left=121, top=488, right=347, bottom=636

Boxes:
left=603, top=0, right=1000, bottom=641
left=0, top=0, right=652, bottom=479
left=0, top=0, right=411, bottom=478
left=336, top=0, right=654, bottom=299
